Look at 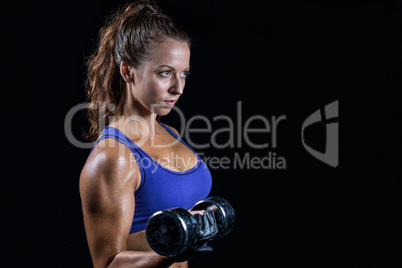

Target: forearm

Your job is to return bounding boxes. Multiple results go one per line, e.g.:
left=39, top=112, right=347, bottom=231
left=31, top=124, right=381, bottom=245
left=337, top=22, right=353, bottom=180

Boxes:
left=107, top=251, right=174, bottom=268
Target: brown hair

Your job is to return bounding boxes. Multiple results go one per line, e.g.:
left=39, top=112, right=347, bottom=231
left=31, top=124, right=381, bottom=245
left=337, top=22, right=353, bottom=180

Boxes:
left=85, top=0, right=190, bottom=141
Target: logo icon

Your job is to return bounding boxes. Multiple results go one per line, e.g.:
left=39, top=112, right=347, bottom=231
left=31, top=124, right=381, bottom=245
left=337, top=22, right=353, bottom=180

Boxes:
left=301, top=100, right=339, bottom=167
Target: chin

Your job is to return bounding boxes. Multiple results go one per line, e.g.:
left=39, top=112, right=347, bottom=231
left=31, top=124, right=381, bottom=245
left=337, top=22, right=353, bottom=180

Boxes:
left=154, top=107, right=173, bottom=117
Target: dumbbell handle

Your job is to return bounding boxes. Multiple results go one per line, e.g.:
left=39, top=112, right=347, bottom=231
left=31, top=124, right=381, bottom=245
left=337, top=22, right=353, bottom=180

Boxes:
left=191, top=196, right=235, bottom=240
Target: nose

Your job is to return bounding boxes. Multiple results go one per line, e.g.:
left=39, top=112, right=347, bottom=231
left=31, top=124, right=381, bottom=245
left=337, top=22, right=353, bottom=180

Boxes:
left=168, top=74, right=185, bottom=95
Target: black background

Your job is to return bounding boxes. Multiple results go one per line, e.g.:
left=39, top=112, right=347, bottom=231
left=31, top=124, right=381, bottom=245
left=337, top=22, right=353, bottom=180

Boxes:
left=3, top=0, right=402, bottom=267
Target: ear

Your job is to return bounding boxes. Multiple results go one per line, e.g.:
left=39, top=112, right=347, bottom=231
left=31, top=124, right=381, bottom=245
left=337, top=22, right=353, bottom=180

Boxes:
left=120, top=61, right=134, bottom=83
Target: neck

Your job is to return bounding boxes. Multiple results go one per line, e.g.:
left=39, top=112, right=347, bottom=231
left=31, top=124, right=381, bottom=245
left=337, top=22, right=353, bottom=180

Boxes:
left=109, top=86, right=158, bottom=138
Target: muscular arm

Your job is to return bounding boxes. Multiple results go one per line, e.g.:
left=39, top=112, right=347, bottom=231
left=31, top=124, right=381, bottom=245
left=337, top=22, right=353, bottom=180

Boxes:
left=79, top=140, right=174, bottom=268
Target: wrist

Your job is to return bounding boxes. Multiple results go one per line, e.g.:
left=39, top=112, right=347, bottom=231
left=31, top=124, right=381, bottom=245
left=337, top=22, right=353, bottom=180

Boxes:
left=155, top=253, right=176, bottom=267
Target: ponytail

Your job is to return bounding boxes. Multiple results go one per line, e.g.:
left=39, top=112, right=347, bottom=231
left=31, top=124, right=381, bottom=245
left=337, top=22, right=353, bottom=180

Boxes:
left=85, top=0, right=190, bottom=141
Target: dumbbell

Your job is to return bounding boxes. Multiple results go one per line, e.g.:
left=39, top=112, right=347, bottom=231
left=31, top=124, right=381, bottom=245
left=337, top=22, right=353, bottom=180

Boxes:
left=145, top=197, right=235, bottom=258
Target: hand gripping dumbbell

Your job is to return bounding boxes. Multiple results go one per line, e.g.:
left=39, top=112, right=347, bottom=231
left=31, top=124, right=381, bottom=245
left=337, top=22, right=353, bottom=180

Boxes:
left=145, top=197, right=235, bottom=260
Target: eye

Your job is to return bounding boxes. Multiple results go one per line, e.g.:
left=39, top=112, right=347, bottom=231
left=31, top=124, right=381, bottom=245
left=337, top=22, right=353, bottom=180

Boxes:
left=159, top=70, right=171, bottom=77
left=181, top=70, right=190, bottom=79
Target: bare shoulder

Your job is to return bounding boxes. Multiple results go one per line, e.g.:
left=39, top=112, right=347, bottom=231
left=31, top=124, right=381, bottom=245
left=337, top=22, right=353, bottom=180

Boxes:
left=80, top=138, right=140, bottom=193
left=160, top=122, right=180, bottom=136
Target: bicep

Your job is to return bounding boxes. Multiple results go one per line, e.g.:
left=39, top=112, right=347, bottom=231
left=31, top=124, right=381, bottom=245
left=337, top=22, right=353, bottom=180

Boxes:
left=80, top=147, right=139, bottom=267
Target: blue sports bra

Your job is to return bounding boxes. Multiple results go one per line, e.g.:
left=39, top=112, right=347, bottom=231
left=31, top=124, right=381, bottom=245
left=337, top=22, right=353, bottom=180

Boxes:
left=89, top=121, right=213, bottom=233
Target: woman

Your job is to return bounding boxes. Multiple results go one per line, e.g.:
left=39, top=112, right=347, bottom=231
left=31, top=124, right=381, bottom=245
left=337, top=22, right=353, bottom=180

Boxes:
left=80, top=1, right=212, bottom=267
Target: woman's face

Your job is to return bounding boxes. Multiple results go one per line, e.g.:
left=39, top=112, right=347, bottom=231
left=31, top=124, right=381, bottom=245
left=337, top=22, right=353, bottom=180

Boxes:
left=131, top=38, right=191, bottom=116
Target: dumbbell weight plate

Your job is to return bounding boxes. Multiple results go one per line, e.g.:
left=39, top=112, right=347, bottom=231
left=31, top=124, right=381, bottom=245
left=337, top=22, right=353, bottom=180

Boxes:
left=145, top=207, right=199, bottom=257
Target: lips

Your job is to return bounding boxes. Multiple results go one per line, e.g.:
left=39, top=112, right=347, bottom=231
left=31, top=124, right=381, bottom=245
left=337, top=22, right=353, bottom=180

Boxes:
left=163, top=99, right=177, bottom=107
